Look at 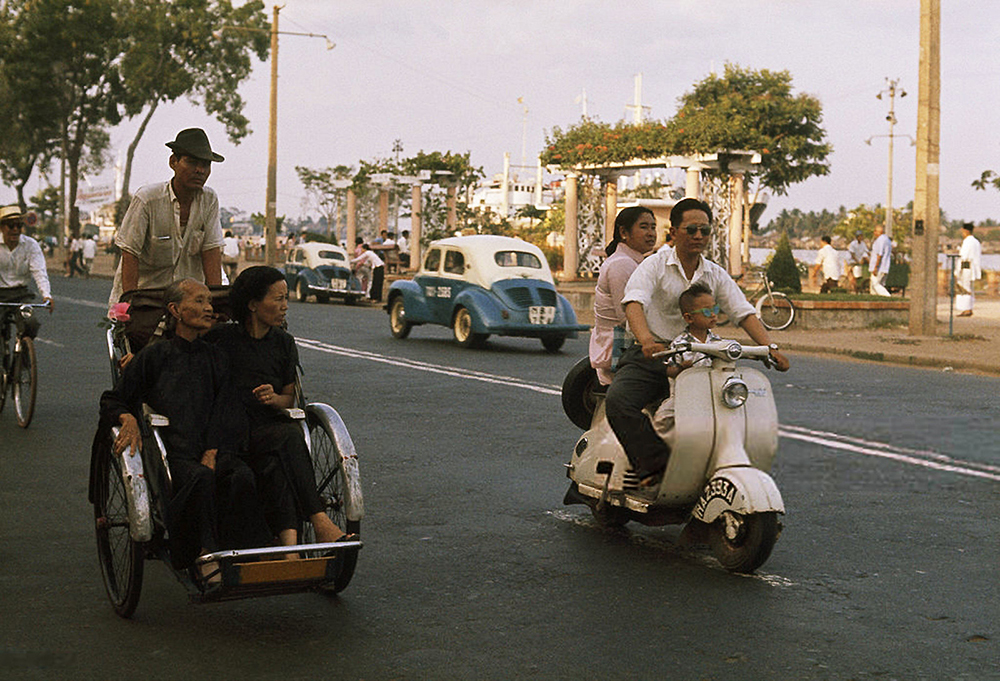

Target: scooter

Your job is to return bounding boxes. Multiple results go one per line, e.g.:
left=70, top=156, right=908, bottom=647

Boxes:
left=562, top=340, right=784, bottom=573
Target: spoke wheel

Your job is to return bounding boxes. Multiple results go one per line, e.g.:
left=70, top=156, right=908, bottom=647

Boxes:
left=94, top=443, right=144, bottom=617
left=709, top=511, right=780, bottom=574
left=388, top=297, right=412, bottom=339
left=0, top=351, right=7, bottom=415
left=755, top=293, right=794, bottom=330
left=452, top=307, right=486, bottom=348
left=304, top=406, right=361, bottom=593
left=12, top=336, right=36, bottom=428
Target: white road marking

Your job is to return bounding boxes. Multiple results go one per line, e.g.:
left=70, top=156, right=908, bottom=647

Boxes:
left=33, top=338, right=64, bottom=348
left=56, top=296, right=108, bottom=310
left=298, top=337, right=999, bottom=483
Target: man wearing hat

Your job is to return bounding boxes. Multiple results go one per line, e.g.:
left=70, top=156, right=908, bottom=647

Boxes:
left=0, top=205, right=53, bottom=337
left=846, top=229, right=869, bottom=294
left=108, top=128, right=225, bottom=307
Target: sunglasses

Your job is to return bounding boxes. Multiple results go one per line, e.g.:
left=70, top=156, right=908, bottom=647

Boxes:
left=683, top=225, right=712, bottom=236
left=687, top=303, right=720, bottom=318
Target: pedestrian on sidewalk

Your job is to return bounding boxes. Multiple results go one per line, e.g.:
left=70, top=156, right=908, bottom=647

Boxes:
left=955, top=222, right=982, bottom=317
left=869, top=223, right=892, bottom=297
left=82, top=235, right=97, bottom=277
left=811, top=235, right=842, bottom=293
left=846, top=230, right=869, bottom=293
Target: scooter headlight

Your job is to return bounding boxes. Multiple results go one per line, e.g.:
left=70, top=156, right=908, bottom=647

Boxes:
left=721, top=377, right=749, bottom=409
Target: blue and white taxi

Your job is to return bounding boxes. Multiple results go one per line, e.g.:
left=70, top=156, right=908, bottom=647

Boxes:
left=386, top=235, right=588, bottom=351
left=283, top=241, right=364, bottom=304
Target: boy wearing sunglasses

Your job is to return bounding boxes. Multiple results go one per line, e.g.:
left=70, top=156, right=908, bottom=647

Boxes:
left=649, top=282, right=721, bottom=442
left=606, top=198, right=789, bottom=488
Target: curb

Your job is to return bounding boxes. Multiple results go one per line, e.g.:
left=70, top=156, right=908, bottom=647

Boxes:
left=782, top=341, right=999, bottom=377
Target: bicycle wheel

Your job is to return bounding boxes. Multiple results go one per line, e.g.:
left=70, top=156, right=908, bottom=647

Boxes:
left=304, top=404, right=362, bottom=593
left=755, top=292, right=795, bottom=331
left=12, top=336, right=36, bottom=428
left=94, top=442, right=144, bottom=618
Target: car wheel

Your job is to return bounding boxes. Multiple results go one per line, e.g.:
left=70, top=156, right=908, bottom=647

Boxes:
left=317, top=293, right=330, bottom=304
left=389, top=297, right=412, bottom=339
left=452, top=307, right=487, bottom=348
left=297, top=279, right=311, bottom=303
left=541, top=335, right=566, bottom=353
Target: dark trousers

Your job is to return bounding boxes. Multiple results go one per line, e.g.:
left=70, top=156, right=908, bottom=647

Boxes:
left=167, top=454, right=271, bottom=569
left=370, top=265, right=385, bottom=301
left=604, top=344, right=672, bottom=478
left=0, top=287, right=41, bottom=338
left=247, top=421, right=324, bottom=526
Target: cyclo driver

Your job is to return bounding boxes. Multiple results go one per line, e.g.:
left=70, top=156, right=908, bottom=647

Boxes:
left=604, top=198, right=790, bottom=488
left=0, top=205, right=53, bottom=336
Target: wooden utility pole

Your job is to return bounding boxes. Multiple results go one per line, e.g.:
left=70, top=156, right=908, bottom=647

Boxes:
left=909, top=0, right=940, bottom=336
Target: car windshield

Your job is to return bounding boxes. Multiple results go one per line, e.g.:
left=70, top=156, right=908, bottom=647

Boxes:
left=494, top=250, right=542, bottom=268
left=318, top=250, right=345, bottom=262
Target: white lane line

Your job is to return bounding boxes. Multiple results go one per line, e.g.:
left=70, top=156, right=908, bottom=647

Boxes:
left=33, top=338, right=65, bottom=348
left=779, top=424, right=1000, bottom=482
left=298, top=337, right=999, bottom=483
left=296, top=338, right=561, bottom=395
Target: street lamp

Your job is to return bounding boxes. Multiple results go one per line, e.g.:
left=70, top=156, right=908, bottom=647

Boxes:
left=214, top=5, right=334, bottom=266
left=872, top=78, right=906, bottom=239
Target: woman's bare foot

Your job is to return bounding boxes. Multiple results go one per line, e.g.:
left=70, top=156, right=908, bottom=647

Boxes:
left=310, top=512, right=345, bottom=543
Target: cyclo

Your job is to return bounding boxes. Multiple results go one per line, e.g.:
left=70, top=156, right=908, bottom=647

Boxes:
left=90, top=286, right=364, bottom=617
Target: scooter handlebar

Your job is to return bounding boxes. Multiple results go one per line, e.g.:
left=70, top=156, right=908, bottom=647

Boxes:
left=652, top=340, right=773, bottom=364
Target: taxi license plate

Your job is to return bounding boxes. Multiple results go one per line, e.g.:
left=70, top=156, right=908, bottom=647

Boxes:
left=529, top=306, right=556, bottom=324
left=329, top=279, right=347, bottom=291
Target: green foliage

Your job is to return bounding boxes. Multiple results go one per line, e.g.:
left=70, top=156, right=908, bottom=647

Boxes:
left=295, top=164, right=353, bottom=243
left=540, top=118, right=670, bottom=166
left=766, top=232, right=801, bottom=293
left=665, top=64, right=831, bottom=196
left=972, top=170, right=1000, bottom=192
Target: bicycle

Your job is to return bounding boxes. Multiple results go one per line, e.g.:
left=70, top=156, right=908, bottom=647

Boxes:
left=742, top=267, right=795, bottom=330
left=0, top=301, right=50, bottom=427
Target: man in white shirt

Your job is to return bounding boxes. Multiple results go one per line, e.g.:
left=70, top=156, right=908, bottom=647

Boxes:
left=351, top=244, right=385, bottom=301
left=955, top=223, right=982, bottom=316
left=397, top=229, right=411, bottom=269
left=810, top=235, right=841, bottom=293
left=82, top=235, right=97, bottom=277
left=222, top=230, right=240, bottom=280
left=108, top=127, right=225, bottom=307
left=605, top=198, right=789, bottom=485
left=868, top=223, right=892, bottom=296
left=0, top=205, right=53, bottom=336
left=846, top=231, right=869, bottom=293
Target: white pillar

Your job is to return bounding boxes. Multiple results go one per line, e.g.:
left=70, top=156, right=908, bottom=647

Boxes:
left=728, top=173, right=745, bottom=277
left=564, top=173, right=579, bottom=279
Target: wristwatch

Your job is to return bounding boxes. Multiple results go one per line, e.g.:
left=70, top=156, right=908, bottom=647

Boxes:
left=768, top=343, right=779, bottom=353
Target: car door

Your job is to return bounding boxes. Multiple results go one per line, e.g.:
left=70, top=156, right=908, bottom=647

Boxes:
left=415, top=247, right=449, bottom=323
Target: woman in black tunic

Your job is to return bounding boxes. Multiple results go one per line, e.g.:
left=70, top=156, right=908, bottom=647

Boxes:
left=209, top=266, right=350, bottom=546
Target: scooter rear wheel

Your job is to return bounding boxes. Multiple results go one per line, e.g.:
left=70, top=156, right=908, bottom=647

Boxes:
left=709, top=511, right=779, bottom=574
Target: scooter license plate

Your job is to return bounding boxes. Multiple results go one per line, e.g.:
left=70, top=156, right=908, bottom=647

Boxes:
left=529, top=305, right=556, bottom=324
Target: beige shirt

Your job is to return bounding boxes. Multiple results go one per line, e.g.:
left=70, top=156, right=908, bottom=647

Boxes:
left=109, top=181, right=223, bottom=306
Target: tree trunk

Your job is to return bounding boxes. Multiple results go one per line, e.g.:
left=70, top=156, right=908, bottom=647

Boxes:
left=117, top=100, right=159, bottom=222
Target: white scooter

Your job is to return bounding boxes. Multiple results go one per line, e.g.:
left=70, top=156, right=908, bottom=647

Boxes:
left=562, top=340, right=784, bottom=573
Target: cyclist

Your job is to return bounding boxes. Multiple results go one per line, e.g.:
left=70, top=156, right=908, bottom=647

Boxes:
left=604, top=198, right=789, bottom=487
left=108, top=128, right=225, bottom=308
left=0, top=205, right=53, bottom=337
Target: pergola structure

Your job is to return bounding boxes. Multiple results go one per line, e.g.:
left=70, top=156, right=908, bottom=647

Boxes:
left=550, top=150, right=761, bottom=279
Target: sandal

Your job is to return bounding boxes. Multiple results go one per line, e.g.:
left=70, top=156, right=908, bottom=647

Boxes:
left=638, top=471, right=663, bottom=489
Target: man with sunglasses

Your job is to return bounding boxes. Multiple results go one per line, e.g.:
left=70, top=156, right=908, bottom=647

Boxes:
left=605, top=198, right=790, bottom=487
left=0, top=206, right=53, bottom=337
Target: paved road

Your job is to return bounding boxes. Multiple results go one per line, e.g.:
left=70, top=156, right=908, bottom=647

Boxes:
left=1, top=277, right=998, bottom=680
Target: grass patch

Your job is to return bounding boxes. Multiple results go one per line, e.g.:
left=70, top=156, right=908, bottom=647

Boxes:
left=943, top=333, right=988, bottom=342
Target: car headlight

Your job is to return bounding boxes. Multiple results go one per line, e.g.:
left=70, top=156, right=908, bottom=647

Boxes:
left=720, top=377, right=749, bottom=409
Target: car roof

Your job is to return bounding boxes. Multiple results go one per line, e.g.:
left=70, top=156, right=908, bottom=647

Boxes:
left=298, top=241, right=347, bottom=256
left=424, top=235, right=553, bottom=287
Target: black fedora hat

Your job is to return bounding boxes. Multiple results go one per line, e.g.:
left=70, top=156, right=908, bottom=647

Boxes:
left=165, top=128, right=224, bottom=162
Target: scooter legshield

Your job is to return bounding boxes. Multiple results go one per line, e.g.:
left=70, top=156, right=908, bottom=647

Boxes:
left=691, top=467, right=784, bottom=524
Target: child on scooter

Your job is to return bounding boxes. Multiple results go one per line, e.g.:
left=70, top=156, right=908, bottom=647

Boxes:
left=650, top=282, right=723, bottom=441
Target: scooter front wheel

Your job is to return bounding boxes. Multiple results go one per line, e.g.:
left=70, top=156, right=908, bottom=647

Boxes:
left=709, top=511, right=780, bottom=574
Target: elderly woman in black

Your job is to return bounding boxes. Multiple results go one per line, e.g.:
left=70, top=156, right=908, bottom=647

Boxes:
left=208, top=265, right=351, bottom=546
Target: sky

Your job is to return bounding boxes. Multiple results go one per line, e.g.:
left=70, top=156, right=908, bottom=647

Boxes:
left=6, top=0, right=1000, bottom=227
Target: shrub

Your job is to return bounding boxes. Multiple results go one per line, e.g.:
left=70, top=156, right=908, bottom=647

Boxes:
left=766, top=232, right=801, bottom=293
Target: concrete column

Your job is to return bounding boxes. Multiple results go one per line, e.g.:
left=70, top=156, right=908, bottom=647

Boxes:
left=563, top=173, right=579, bottom=280
left=909, top=0, right=940, bottom=336
left=728, top=173, right=744, bottom=277
left=346, top=188, right=357, bottom=250
left=378, top=188, right=389, bottom=235
left=502, top=152, right=511, bottom=219
left=685, top=166, right=701, bottom=198
left=410, top=183, right=422, bottom=270
left=604, top=174, right=618, bottom=246
left=446, top=185, right=458, bottom=233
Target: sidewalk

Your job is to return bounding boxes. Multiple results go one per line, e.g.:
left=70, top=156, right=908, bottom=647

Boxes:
left=60, top=251, right=1000, bottom=377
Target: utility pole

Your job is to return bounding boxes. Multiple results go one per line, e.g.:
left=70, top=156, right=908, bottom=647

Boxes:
left=264, top=4, right=279, bottom=265
left=876, top=78, right=906, bottom=238
left=625, top=73, right=649, bottom=124
left=909, top=0, right=941, bottom=336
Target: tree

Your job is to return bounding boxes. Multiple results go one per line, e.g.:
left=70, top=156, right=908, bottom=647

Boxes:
left=6, top=0, right=124, bottom=236
left=766, top=232, right=801, bottom=293
left=116, top=0, right=269, bottom=219
left=295, top=164, right=354, bottom=243
left=664, top=64, right=832, bottom=197
left=972, top=170, right=1000, bottom=193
